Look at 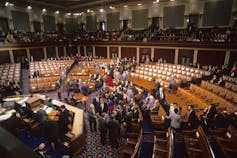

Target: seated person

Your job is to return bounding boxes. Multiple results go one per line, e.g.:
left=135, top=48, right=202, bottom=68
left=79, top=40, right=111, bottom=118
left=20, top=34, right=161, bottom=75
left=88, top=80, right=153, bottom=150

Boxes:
left=201, top=104, right=217, bottom=127
left=46, top=99, right=56, bottom=109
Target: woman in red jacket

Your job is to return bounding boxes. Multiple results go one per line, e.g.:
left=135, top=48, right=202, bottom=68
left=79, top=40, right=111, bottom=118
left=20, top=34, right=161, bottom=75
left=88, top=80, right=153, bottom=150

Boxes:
left=106, top=75, right=113, bottom=87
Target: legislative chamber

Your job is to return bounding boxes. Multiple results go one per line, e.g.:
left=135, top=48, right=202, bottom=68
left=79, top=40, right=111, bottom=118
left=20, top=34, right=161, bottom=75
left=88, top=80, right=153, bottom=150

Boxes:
left=0, top=0, right=237, bottom=158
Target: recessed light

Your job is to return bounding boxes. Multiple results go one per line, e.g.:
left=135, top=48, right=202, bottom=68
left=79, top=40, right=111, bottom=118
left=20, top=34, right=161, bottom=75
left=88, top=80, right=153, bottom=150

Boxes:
left=123, top=5, right=128, bottom=8
left=137, top=3, right=142, bottom=6
left=42, top=8, right=47, bottom=12
left=55, top=10, right=60, bottom=14
left=27, top=6, right=32, bottom=9
left=87, top=9, right=90, bottom=13
left=99, top=9, right=104, bottom=12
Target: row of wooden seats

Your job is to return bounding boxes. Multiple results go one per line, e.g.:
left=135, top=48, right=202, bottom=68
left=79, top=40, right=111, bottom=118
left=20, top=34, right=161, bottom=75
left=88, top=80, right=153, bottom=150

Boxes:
left=223, top=75, right=237, bottom=85
left=0, top=63, right=21, bottom=83
left=150, top=104, right=167, bottom=130
left=183, top=126, right=214, bottom=158
left=30, top=76, right=60, bottom=92
left=118, top=123, right=142, bottom=158
left=128, top=75, right=156, bottom=92
left=152, top=129, right=173, bottom=158
left=140, top=63, right=210, bottom=76
left=201, top=81, right=237, bottom=104
left=190, top=84, right=236, bottom=113
left=224, top=81, right=237, bottom=92
left=209, top=125, right=237, bottom=158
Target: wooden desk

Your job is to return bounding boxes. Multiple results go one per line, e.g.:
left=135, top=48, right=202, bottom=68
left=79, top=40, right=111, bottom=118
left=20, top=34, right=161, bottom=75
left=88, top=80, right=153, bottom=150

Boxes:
left=72, top=93, right=88, bottom=102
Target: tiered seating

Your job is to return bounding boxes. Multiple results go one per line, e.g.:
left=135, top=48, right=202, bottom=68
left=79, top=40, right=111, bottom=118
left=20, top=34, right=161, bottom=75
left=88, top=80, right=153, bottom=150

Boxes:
left=0, top=63, right=21, bottom=83
left=183, top=126, right=214, bottom=158
left=130, top=63, right=210, bottom=87
left=190, top=84, right=235, bottom=113
left=152, top=129, right=173, bottom=158
left=30, top=76, right=60, bottom=92
left=223, top=75, right=237, bottom=85
left=224, top=82, right=237, bottom=92
left=210, top=125, right=237, bottom=158
left=29, top=60, right=73, bottom=77
left=201, top=81, right=237, bottom=105
left=150, top=105, right=167, bottom=130
left=118, top=123, right=142, bottom=158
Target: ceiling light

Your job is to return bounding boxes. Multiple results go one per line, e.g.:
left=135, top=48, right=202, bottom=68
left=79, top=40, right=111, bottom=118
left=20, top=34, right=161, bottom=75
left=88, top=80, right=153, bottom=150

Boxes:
left=67, top=13, right=72, bottom=16
left=123, top=5, right=128, bottom=8
left=170, top=0, right=175, bottom=1
left=73, top=13, right=80, bottom=16
left=137, top=3, right=142, bottom=6
left=5, top=2, right=14, bottom=7
left=157, top=0, right=160, bottom=2
left=42, top=8, right=46, bottom=12
left=87, top=9, right=90, bottom=13
left=109, top=6, right=115, bottom=9
left=5, top=2, right=9, bottom=6
left=55, top=10, right=60, bottom=14
left=99, top=9, right=104, bottom=12
left=27, top=6, right=32, bottom=10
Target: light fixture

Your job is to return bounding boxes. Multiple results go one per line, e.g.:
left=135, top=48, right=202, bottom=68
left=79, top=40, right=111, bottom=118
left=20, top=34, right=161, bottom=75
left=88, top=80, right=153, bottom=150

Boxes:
left=157, top=0, right=160, bottom=2
left=99, top=9, right=104, bottom=12
left=87, top=9, right=90, bottom=13
left=27, top=6, right=32, bottom=10
left=73, top=13, right=80, bottom=16
left=5, top=2, right=14, bottom=7
left=42, top=8, right=46, bottom=12
left=137, top=3, right=142, bottom=6
left=66, top=13, right=72, bottom=16
left=55, top=10, right=60, bottom=14
left=123, top=5, right=128, bottom=8
left=5, top=2, right=9, bottom=6
left=170, top=0, right=175, bottom=1
left=109, top=6, right=115, bottom=9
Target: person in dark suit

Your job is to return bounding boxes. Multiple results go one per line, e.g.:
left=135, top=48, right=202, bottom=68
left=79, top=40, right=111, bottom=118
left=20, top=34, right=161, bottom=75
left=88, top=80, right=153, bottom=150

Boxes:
left=99, top=98, right=108, bottom=115
left=34, top=143, right=47, bottom=158
left=57, top=105, right=69, bottom=142
left=187, top=105, right=199, bottom=128
left=99, top=113, right=108, bottom=145
left=201, top=104, right=217, bottom=127
left=93, top=94, right=100, bottom=114
left=55, top=81, right=61, bottom=100
left=88, top=104, right=97, bottom=132
left=108, top=114, right=120, bottom=148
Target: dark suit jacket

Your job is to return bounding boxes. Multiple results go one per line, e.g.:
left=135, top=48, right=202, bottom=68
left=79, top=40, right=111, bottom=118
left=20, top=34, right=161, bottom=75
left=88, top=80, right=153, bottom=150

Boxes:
left=93, top=98, right=100, bottom=113
left=58, top=109, right=69, bottom=131
left=108, top=118, right=120, bottom=137
left=188, top=110, right=198, bottom=128
left=88, top=109, right=96, bottom=121
left=99, top=117, right=107, bottom=132
left=99, top=103, right=108, bottom=114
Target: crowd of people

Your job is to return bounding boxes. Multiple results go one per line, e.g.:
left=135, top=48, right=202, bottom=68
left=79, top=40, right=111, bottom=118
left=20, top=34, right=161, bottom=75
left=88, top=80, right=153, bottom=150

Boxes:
left=0, top=79, right=21, bottom=101
left=1, top=26, right=236, bottom=44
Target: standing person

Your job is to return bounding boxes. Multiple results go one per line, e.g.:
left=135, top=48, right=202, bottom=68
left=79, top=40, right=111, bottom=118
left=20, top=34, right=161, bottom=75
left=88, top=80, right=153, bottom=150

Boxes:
left=169, top=75, right=175, bottom=91
left=187, top=105, right=198, bottom=129
left=57, top=105, right=69, bottom=142
left=99, top=113, right=108, bottom=145
left=167, top=108, right=181, bottom=130
left=66, top=79, right=71, bottom=97
left=55, top=81, right=61, bottom=100
left=88, top=104, right=97, bottom=132
left=108, top=114, right=120, bottom=148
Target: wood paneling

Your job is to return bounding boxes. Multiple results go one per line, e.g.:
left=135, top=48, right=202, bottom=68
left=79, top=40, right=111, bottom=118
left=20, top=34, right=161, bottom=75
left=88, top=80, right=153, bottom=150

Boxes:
left=197, top=50, right=225, bottom=66
left=58, top=47, right=64, bottom=57
left=66, top=46, right=77, bottom=56
left=30, top=48, right=44, bottom=61
left=139, top=48, right=151, bottom=60
left=154, top=48, right=175, bottom=64
left=13, top=49, right=27, bottom=63
left=46, top=47, right=56, bottom=58
left=80, top=46, right=84, bottom=56
left=121, top=47, right=136, bottom=59
left=109, top=47, right=118, bottom=59
left=178, top=49, right=194, bottom=65
left=95, top=46, right=107, bottom=58
left=86, top=46, right=93, bottom=56
left=229, top=51, right=237, bottom=66
left=0, top=51, right=10, bottom=63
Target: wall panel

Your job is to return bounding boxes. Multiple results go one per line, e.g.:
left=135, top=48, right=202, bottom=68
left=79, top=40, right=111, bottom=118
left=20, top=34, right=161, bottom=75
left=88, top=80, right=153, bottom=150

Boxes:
left=197, top=50, right=225, bottom=66
left=13, top=49, right=27, bottom=63
left=0, top=51, right=10, bottom=63
left=121, top=47, right=136, bottom=59
left=95, top=47, right=107, bottom=58
left=154, top=48, right=175, bottom=64
left=30, top=48, right=44, bottom=61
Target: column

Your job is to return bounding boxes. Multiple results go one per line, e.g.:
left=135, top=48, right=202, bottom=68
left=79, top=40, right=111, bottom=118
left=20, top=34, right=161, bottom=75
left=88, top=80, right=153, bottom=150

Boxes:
left=193, top=49, right=198, bottom=64
left=84, top=46, right=87, bottom=56
left=77, top=46, right=80, bottom=55
left=43, top=47, right=47, bottom=59
left=224, top=50, right=231, bottom=65
left=26, top=48, right=31, bottom=60
left=55, top=47, right=59, bottom=58
left=92, top=46, right=96, bottom=57
left=151, top=48, right=155, bottom=60
left=174, top=48, right=179, bottom=65
left=107, top=46, right=110, bottom=59
left=9, top=50, right=14, bottom=63
left=118, top=46, right=121, bottom=59
left=136, top=47, right=140, bottom=63
left=63, top=46, right=67, bottom=57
